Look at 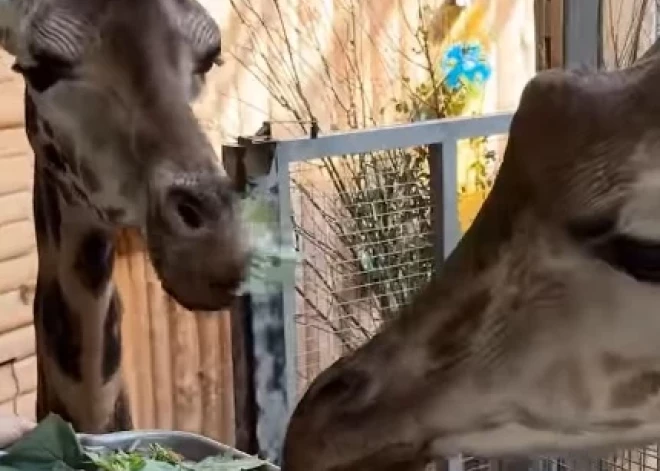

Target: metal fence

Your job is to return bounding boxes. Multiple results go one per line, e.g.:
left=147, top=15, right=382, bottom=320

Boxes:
left=289, top=148, right=435, bottom=391
left=289, top=133, right=509, bottom=394
left=230, top=112, right=660, bottom=471
left=229, top=113, right=512, bottom=465
left=276, top=113, right=512, bottom=413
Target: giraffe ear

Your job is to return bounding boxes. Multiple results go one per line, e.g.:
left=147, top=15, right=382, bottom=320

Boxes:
left=0, top=0, right=22, bottom=56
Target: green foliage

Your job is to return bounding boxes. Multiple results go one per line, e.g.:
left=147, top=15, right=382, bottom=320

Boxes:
left=238, top=196, right=300, bottom=296
left=0, top=415, right=269, bottom=471
left=297, top=146, right=434, bottom=328
left=0, top=414, right=88, bottom=471
left=391, top=71, right=475, bottom=121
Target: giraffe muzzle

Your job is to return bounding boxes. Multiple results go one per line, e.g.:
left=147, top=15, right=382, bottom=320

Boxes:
left=145, top=171, right=250, bottom=311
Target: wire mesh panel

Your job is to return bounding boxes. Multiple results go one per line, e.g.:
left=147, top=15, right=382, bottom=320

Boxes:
left=289, top=145, right=435, bottom=393
left=287, top=133, right=508, bottom=395
left=602, top=0, right=658, bottom=70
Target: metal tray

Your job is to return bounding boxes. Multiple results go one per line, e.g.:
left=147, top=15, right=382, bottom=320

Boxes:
left=1, top=430, right=279, bottom=470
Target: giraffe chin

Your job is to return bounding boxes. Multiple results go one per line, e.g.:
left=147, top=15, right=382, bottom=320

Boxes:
left=150, top=248, right=248, bottom=312
left=159, top=279, right=240, bottom=312
left=145, top=230, right=249, bottom=312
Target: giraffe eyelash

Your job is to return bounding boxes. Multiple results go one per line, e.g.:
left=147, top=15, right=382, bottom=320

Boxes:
left=194, top=47, right=223, bottom=75
left=11, top=60, right=77, bottom=92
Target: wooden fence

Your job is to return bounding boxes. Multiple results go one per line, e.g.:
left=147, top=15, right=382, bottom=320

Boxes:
left=114, top=231, right=236, bottom=444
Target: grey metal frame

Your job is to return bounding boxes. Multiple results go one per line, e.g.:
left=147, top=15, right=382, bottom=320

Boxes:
left=240, top=112, right=514, bottom=465
left=563, top=0, right=602, bottom=69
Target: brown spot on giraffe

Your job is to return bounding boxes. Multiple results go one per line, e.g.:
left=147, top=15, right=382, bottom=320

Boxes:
left=601, top=352, right=628, bottom=374
left=102, top=293, right=122, bottom=385
left=106, top=389, right=132, bottom=431
left=39, top=279, right=83, bottom=382
left=74, top=228, right=115, bottom=297
left=611, top=372, right=660, bottom=409
left=1, top=0, right=249, bottom=432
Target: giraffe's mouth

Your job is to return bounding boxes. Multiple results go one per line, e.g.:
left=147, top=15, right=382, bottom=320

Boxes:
left=160, top=276, right=243, bottom=311
left=151, top=243, right=248, bottom=312
left=144, top=220, right=250, bottom=312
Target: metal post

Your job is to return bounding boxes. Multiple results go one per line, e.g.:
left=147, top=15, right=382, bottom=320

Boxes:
left=429, top=141, right=461, bottom=266
left=428, top=140, right=462, bottom=471
left=563, top=0, right=602, bottom=69
left=223, top=128, right=296, bottom=466
left=274, top=147, right=299, bottom=413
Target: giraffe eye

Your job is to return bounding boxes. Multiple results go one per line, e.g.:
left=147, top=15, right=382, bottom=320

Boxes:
left=595, top=235, right=660, bottom=283
left=194, top=45, right=221, bottom=75
left=12, top=56, right=75, bottom=93
left=566, top=215, right=660, bottom=283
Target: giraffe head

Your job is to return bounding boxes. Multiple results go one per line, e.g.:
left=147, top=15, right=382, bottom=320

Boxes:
left=282, top=48, right=660, bottom=470
left=0, top=0, right=247, bottom=311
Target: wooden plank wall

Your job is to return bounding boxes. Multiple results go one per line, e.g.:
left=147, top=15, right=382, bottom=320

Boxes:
left=0, top=50, right=236, bottom=443
left=114, top=231, right=236, bottom=443
left=0, top=51, right=38, bottom=420
left=535, top=0, right=564, bottom=70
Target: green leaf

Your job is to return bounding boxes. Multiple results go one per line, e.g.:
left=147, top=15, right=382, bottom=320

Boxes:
left=237, top=194, right=300, bottom=296
left=240, top=197, right=274, bottom=226
left=0, top=414, right=91, bottom=471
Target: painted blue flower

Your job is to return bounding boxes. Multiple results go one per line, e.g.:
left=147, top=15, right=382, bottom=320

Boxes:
left=440, top=43, right=492, bottom=90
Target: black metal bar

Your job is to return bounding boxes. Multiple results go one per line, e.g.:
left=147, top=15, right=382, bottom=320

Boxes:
left=429, top=141, right=461, bottom=269
left=229, top=295, right=258, bottom=454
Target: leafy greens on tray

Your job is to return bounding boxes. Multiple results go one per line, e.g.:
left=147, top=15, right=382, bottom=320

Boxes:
left=0, top=414, right=268, bottom=471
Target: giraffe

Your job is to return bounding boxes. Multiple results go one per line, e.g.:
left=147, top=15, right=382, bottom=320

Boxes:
left=0, top=0, right=248, bottom=433
left=281, top=40, right=660, bottom=471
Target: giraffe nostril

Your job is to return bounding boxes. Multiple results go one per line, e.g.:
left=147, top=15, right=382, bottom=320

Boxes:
left=165, top=187, right=209, bottom=232
left=304, top=366, right=373, bottom=413
left=176, top=199, right=203, bottom=230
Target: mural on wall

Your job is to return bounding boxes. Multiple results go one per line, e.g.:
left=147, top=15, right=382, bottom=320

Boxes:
left=389, top=0, right=497, bottom=231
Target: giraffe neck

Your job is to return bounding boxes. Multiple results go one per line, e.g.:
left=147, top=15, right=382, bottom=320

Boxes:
left=26, top=91, right=132, bottom=433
